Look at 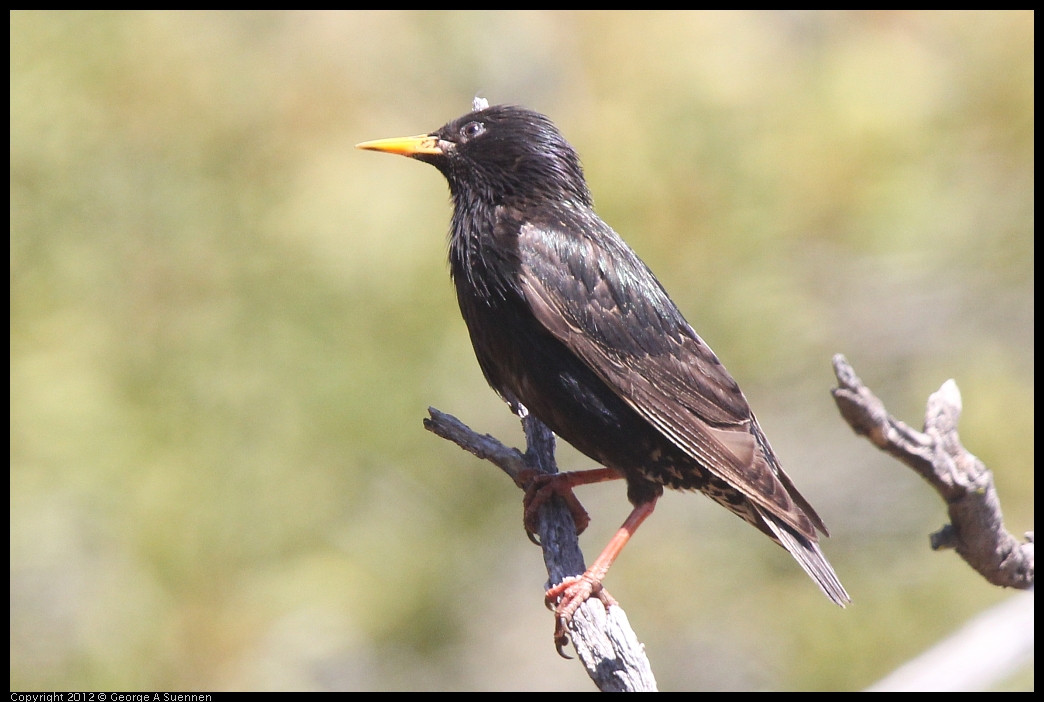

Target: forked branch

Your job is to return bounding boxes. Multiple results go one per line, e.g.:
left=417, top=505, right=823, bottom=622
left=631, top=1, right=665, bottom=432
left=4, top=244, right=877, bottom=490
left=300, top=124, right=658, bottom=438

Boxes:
left=831, top=354, right=1033, bottom=589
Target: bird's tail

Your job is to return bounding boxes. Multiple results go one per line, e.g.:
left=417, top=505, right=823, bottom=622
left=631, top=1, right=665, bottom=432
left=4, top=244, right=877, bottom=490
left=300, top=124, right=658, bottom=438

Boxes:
left=761, top=510, right=851, bottom=607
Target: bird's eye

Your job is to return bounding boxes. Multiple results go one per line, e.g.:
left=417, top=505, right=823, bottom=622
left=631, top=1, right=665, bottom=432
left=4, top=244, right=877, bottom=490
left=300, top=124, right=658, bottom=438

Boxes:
left=460, top=121, right=485, bottom=140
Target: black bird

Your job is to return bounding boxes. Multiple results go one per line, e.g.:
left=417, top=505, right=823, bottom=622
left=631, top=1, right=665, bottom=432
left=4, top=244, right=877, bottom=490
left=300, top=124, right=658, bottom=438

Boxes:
left=358, top=102, right=849, bottom=647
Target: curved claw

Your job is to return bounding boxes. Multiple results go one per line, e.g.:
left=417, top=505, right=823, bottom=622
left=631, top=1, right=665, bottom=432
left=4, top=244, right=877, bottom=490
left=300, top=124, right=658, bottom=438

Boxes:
left=554, top=624, right=573, bottom=659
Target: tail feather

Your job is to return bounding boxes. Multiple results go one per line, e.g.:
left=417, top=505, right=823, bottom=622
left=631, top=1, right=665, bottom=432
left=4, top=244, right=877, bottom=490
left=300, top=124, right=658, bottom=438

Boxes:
left=761, top=510, right=850, bottom=607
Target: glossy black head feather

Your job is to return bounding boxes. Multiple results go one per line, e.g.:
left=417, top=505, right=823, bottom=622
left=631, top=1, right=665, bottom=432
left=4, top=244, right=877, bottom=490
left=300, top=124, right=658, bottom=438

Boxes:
left=427, top=105, right=592, bottom=209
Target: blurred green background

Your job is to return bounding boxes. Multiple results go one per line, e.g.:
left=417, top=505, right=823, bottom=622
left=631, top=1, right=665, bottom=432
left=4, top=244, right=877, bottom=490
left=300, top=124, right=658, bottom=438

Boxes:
left=11, top=11, right=1033, bottom=691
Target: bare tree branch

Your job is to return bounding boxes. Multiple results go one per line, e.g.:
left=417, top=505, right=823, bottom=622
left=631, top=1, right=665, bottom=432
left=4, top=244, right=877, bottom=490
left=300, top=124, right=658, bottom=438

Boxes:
left=424, top=406, right=658, bottom=692
left=831, top=354, right=1033, bottom=589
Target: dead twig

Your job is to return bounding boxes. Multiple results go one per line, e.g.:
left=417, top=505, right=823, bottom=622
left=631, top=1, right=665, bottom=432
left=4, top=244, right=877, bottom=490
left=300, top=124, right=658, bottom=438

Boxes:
left=831, top=354, right=1033, bottom=589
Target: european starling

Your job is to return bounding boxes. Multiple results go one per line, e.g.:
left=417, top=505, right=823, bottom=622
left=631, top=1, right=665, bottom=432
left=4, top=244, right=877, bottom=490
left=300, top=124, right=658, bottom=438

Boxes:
left=358, top=101, right=849, bottom=648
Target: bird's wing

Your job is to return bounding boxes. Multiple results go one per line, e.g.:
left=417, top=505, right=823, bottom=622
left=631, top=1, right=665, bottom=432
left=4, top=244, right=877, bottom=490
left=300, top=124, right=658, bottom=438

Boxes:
left=514, top=214, right=825, bottom=539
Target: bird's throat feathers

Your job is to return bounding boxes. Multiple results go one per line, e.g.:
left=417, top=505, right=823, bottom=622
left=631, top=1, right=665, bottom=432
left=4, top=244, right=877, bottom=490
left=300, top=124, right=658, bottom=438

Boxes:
left=448, top=195, right=517, bottom=303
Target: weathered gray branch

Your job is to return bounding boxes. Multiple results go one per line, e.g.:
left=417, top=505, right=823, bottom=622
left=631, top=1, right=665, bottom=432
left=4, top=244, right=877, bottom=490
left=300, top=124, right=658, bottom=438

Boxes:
left=831, top=354, right=1033, bottom=589
left=424, top=406, right=657, bottom=692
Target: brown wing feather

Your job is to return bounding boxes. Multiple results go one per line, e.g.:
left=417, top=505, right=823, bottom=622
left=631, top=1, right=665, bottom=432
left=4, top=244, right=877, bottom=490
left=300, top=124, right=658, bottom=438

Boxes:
left=515, top=217, right=824, bottom=540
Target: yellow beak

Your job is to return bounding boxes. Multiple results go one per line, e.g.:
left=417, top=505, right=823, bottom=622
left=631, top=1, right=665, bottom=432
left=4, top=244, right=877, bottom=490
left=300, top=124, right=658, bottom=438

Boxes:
left=355, top=134, right=443, bottom=157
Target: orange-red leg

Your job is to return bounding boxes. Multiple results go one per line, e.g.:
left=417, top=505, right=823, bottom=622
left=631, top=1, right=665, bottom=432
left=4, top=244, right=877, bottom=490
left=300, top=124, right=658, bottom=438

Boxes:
left=544, top=497, right=659, bottom=654
left=519, top=467, right=623, bottom=540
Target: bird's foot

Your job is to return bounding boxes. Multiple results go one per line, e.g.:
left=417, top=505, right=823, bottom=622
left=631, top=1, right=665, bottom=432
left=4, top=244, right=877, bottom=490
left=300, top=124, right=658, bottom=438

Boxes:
left=544, top=573, right=617, bottom=657
left=517, top=470, right=591, bottom=543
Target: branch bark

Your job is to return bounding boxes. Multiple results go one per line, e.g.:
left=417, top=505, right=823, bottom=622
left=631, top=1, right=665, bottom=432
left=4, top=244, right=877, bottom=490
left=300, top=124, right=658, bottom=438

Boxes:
left=424, top=406, right=657, bottom=692
left=831, top=354, right=1033, bottom=589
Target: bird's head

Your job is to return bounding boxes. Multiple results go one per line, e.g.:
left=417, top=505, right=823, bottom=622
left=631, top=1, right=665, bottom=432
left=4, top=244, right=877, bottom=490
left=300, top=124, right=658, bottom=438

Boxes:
left=357, top=104, right=592, bottom=209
